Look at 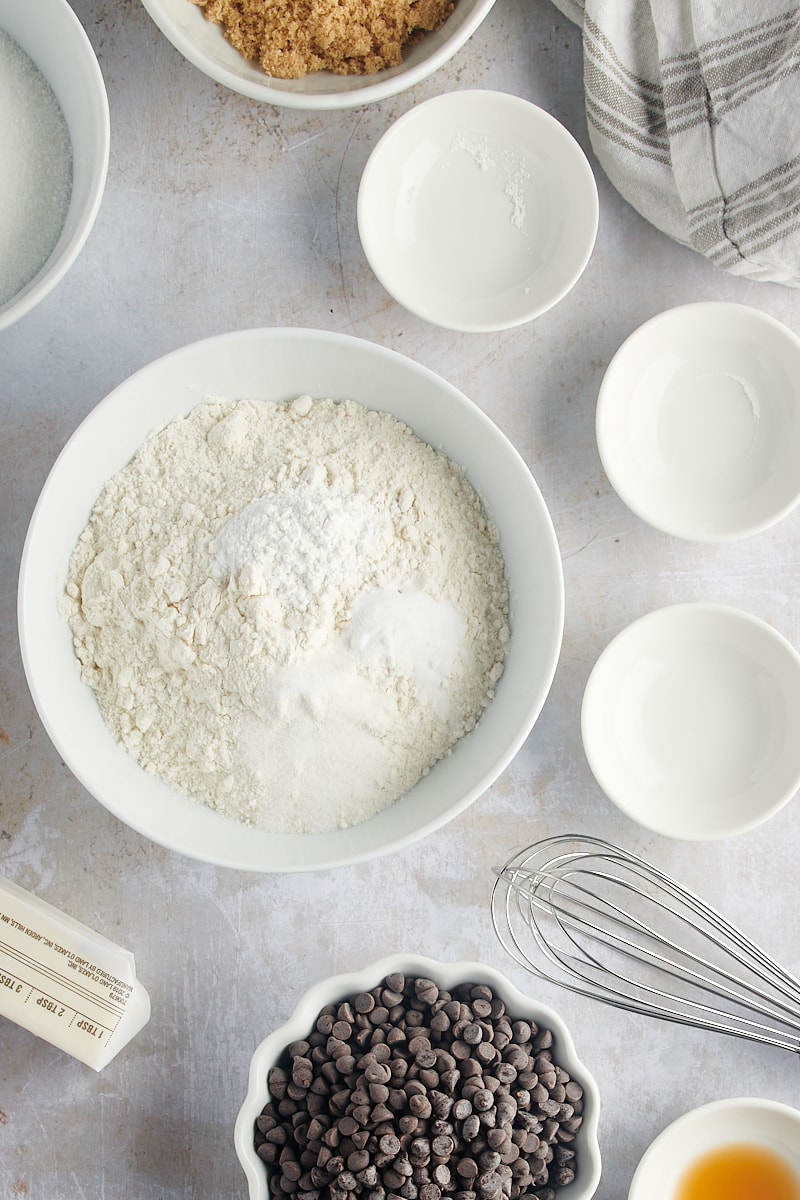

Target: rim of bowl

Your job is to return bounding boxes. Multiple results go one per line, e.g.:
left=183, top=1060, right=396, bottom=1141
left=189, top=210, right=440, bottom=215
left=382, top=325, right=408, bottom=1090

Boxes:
left=596, top=301, right=800, bottom=542
left=234, top=953, right=602, bottom=1200
left=0, top=0, right=110, bottom=331
left=18, top=327, right=565, bottom=872
left=139, top=0, right=498, bottom=109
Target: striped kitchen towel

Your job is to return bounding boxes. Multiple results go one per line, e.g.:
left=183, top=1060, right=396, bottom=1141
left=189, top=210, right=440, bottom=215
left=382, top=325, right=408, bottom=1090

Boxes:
left=551, top=0, right=800, bottom=285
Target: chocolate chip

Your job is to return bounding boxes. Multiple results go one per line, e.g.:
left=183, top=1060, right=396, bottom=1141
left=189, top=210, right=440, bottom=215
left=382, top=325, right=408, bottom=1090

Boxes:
left=461, top=1115, right=481, bottom=1141
left=409, top=1094, right=433, bottom=1120
left=414, top=979, right=439, bottom=1006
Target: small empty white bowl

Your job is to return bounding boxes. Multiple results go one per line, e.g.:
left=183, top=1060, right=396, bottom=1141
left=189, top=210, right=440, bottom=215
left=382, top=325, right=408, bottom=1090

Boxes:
left=629, top=1098, right=800, bottom=1200
left=357, top=89, right=598, bottom=332
left=140, top=0, right=497, bottom=109
left=581, top=602, right=800, bottom=840
left=0, top=0, right=109, bottom=331
left=596, top=302, right=800, bottom=541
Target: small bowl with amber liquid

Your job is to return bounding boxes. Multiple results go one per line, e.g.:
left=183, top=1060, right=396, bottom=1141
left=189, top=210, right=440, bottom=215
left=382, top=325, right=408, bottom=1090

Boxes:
left=629, top=1098, right=800, bottom=1200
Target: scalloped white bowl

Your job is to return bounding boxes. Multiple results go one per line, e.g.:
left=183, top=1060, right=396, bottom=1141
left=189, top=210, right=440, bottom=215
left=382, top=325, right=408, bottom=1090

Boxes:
left=140, top=0, right=497, bottom=109
left=18, top=328, right=564, bottom=872
left=235, top=954, right=602, bottom=1200
left=0, top=0, right=109, bottom=331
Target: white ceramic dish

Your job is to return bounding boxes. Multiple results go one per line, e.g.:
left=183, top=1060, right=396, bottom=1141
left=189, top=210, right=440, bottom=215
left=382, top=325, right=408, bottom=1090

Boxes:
left=235, top=953, right=602, bottom=1200
left=357, top=90, right=598, bottom=332
left=0, top=0, right=109, bottom=332
left=18, top=328, right=564, bottom=873
left=628, top=1097, right=800, bottom=1200
left=139, top=0, right=496, bottom=110
left=581, top=602, right=800, bottom=840
left=596, top=302, right=800, bottom=541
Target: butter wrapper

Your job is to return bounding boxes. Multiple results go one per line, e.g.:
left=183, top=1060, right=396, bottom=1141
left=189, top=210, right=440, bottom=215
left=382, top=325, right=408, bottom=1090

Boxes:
left=0, top=874, right=150, bottom=1070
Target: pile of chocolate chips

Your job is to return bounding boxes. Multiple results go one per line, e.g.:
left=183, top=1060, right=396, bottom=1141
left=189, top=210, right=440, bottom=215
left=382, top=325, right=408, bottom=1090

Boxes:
left=253, top=973, right=585, bottom=1200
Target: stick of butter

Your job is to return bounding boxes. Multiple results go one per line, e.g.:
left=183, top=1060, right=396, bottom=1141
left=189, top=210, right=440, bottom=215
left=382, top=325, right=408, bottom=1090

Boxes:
left=0, top=873, right=150, bottom=1070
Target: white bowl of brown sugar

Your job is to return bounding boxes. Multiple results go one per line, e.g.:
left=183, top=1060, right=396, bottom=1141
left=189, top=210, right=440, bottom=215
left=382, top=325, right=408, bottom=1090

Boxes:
left=19, top=327, right=564, bottom=873
left=139, top=0, right=497, bottom=109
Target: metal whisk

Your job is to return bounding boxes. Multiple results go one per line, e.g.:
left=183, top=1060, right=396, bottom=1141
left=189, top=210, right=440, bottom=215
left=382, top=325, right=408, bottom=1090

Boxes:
left=491, top=834, right=800, bottom=1054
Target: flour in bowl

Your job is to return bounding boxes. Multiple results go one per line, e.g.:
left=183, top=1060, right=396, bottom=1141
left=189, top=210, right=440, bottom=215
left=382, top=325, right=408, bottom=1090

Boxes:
left=63, top=396, right=510, bottom=833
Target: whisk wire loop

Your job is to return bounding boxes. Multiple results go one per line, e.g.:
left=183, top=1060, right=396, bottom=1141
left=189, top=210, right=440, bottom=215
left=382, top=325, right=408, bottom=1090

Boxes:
left=497, top=867, right=800, bottom=1049
left=492, top=835, right=800, bottom=1055
left=523, top=863, right=800, bottom=1028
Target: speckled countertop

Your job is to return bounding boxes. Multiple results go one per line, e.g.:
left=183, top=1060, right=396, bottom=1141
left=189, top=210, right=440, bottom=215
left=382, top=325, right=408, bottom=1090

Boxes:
left=1, top=1, right=799, bottom=1196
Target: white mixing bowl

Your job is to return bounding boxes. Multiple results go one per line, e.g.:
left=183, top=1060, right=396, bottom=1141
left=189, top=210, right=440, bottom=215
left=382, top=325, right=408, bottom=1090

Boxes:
left=18, top=328, right=564, bottom=872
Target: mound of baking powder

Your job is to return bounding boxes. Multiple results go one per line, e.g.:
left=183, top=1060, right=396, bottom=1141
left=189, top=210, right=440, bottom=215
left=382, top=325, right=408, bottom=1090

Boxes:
left=63, top=396, right=509, bottom=833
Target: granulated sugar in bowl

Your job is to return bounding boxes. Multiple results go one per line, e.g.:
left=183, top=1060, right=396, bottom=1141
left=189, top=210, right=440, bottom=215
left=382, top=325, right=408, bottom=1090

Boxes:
left=0, top=0, right=109, bottom=331
left=19, top=329, right=564, bottom=873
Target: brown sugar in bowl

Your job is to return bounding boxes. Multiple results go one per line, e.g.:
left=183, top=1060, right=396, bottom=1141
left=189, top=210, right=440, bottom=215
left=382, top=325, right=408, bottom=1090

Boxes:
left=189, top=0, right=455, bottom=80
left=139, top=0, right=497, bottom=108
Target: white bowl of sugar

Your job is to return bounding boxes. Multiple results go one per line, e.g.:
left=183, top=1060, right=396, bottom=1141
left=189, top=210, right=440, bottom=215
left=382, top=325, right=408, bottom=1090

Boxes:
left=0, top=0, right=109, bottom=332
left=19, top=327, right=565, bottom=872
